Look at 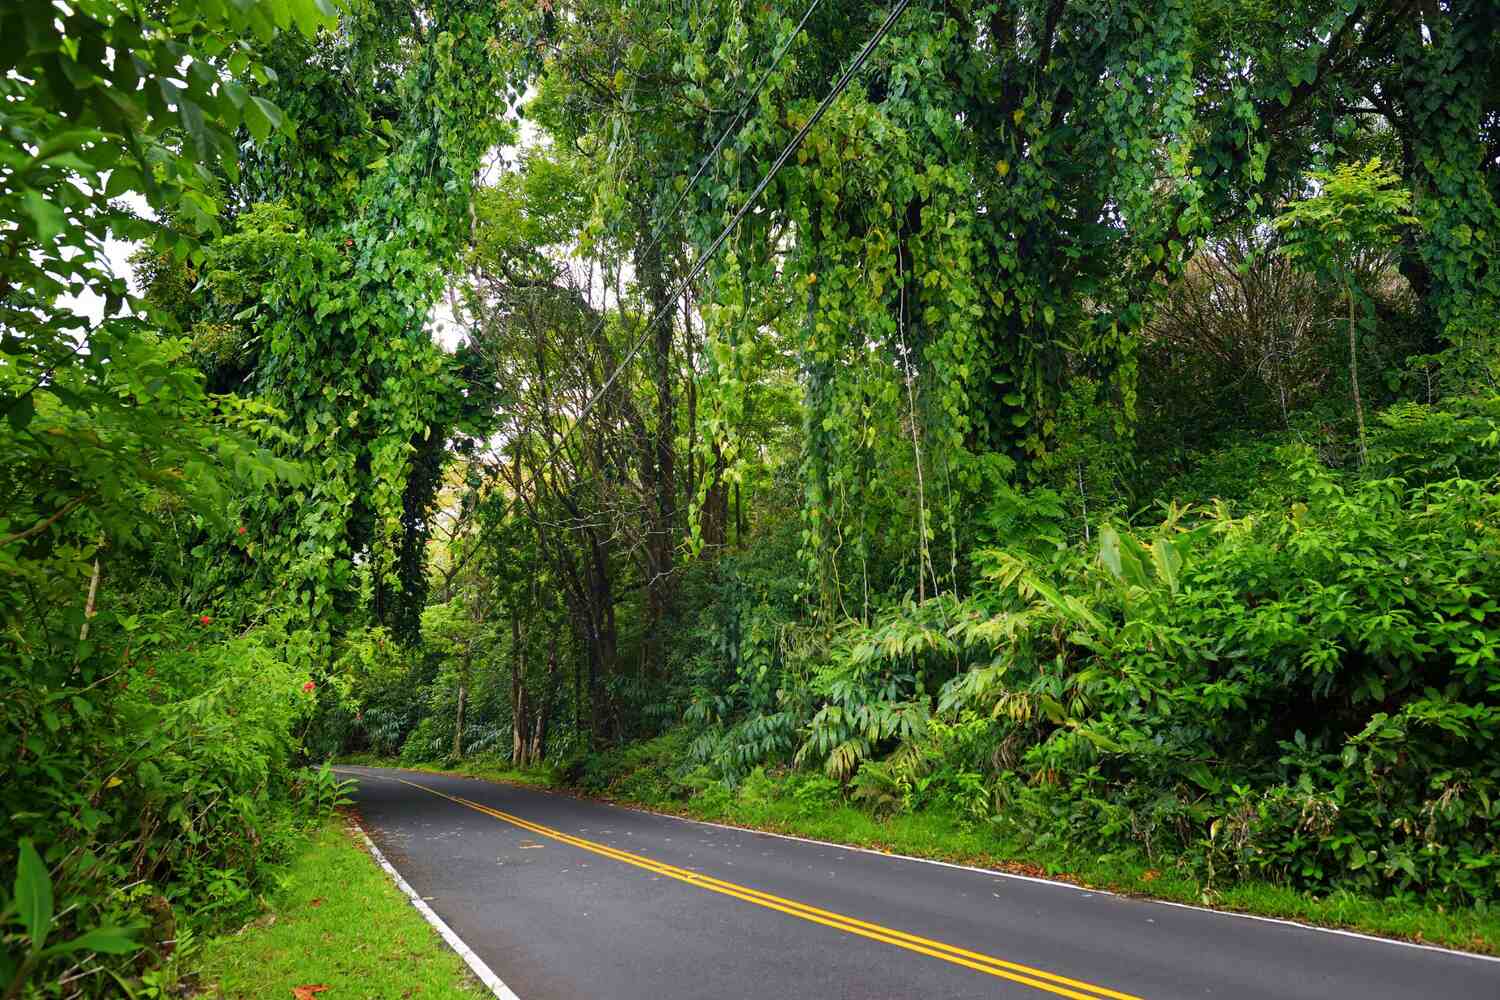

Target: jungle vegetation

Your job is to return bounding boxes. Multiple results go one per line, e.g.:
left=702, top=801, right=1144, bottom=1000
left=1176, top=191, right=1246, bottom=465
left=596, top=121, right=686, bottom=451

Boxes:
left=3, top=0, right=1499, bottom=991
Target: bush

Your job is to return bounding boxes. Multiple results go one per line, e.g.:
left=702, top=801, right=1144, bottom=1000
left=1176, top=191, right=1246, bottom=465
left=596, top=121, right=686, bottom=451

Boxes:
left=0, top=612, right=344, bottom=994
left=792, top=398, right=1500, bottom=902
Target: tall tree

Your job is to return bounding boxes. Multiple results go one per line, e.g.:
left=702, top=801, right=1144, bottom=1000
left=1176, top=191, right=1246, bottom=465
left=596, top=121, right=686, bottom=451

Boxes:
left=189, top=0, right=544, bottom=644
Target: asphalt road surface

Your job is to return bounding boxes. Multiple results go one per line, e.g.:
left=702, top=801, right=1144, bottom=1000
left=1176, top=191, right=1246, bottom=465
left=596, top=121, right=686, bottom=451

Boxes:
left=336, top=766, right=1499, bottom=1000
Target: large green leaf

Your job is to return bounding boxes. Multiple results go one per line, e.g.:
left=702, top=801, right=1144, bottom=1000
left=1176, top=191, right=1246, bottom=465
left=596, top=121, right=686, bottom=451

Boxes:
left=15, top=839, right=53, bottom=951
left=244, top=95, right=285, bottom=142
left=41, top=925, right=141, bottom=959
left=1099, top=524, right=1149, bottom=589
left=20, top=188, right=65, bottom=242
left=1150, top=537, right=1182, bottom=594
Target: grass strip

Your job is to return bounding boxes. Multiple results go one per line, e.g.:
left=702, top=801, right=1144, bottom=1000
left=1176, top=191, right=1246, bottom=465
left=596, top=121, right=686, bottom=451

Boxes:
left=196, top=818, right=487, bottom=999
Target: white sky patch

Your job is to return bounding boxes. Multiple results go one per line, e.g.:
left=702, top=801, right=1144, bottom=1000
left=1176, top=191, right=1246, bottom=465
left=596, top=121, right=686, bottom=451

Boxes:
left=55, top=192, right=151, bottom=323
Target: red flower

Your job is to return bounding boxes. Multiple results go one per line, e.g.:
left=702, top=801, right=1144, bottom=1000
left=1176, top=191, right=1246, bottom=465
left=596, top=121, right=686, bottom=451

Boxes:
left=237, top=525, right=247, bottom=536
left=199, top=615, right=212, bottom=625
left=302, top=680, right=316, bottom=693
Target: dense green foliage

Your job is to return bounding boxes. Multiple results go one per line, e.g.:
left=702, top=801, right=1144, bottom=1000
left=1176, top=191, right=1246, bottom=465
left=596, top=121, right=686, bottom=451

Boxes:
left=4, top=0, right=1499, bottom=992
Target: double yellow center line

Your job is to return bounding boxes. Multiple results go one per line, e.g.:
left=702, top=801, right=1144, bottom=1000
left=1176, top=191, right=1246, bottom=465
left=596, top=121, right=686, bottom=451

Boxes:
left=345, top=770, right=1141, bottom=1000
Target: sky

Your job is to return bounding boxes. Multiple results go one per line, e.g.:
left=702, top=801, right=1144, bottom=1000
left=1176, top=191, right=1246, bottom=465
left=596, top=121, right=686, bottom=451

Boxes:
left=57, top=193, right=150, bottom=325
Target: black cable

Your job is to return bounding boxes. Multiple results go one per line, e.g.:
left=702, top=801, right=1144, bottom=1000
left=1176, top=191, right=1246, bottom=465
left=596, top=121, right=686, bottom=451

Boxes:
left=540, top=0, right=913, bottom=466
left=490, top=0, right=826, bottom=458
left=633, top=0, right=827, bottom=272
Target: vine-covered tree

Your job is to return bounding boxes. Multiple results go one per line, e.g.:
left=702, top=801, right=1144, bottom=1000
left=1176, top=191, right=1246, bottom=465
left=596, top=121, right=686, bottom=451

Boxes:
left=5, top=2, right=1500, bottom=991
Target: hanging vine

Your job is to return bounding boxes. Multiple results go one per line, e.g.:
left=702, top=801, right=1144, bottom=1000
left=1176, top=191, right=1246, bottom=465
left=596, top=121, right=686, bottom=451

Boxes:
left=211, top=0, right=544, bottom=642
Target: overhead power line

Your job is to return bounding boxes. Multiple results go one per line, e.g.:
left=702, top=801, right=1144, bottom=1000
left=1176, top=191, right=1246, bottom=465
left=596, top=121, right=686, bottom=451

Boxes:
left=540, top=0, right=913, bottom=466
left=629, top=0, right=826, bottom=276
left=488, top=0, right=825, bottom=457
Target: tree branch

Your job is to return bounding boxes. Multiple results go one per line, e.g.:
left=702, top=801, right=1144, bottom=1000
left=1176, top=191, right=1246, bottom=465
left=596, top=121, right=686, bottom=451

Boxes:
left=0, top=493, right=92, bottom=549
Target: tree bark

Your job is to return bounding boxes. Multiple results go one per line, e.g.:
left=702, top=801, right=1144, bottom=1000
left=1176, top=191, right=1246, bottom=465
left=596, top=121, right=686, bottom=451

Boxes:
left=511, top=607, right=528, bottom=767
left=529, top=633, right=559, bottom=764
left=79, top=543, right=103, bottom=644
left=453, top=669, right=467, bottom=760
left=1347, top=280, right=1368, bottom=468
left=635, top=202, right=677, bottom=679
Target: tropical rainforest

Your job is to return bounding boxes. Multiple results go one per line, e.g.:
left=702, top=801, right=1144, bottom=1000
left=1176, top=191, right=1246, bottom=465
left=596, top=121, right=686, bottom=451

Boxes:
left=3, top=0, right=1499, bottom=992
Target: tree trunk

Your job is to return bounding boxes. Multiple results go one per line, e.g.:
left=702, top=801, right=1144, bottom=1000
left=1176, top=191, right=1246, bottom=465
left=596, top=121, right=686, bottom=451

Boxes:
left=684, top=293, right=697, bottom=504
left=734, top=480, right=744, bottom=545
left=700, top=441, right=728, bottom=548
left=512, top=681, right=527, bottom=768
left=586, top=530, right=615, bottom=746
left=78, top=541, right=103, bottom=644
left=1347, top=280, right=1368, bottom=469
left=529, top=634, right=558, bottom=764
left=1076, top=461, right=1091, bottom=544
left=635, top=202, right=676, bottom=679
left=453, top=669, right=467, bottom=760
left=511, top=608, right=528, bottom=767
left=896, top=211, right=933, bottom=600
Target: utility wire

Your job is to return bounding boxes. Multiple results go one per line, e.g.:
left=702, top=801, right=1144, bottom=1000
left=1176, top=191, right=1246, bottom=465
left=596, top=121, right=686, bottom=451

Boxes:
left=493, top=0, right=823, bottom=456
left=540, top=0, right=912, bottom=468
left=630, top=0, right=826, bottom=274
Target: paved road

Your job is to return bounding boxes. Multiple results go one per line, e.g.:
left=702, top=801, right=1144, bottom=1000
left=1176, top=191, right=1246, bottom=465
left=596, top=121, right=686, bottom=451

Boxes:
left=337, top=766, right=1499, bottom=1000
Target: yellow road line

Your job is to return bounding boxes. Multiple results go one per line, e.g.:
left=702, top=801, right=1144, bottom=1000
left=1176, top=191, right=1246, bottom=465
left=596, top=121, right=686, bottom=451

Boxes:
left=342, top=769, right=1143, bottom=1000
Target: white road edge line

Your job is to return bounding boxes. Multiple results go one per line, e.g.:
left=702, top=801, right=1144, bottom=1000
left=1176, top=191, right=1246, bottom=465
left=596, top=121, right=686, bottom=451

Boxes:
left=347, top=818, right=524, bottom=1000
left=610, top=802, right=1500, bottom=966
left=341, top=766, right=1500, bottom=967
left=615, top=803, right=1500, bottom=966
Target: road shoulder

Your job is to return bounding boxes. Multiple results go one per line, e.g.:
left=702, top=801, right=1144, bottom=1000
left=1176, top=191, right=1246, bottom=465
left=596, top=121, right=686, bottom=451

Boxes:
left=195, top=818, right=492, bottom=999
left=340, top=753, right=1500, bottom=958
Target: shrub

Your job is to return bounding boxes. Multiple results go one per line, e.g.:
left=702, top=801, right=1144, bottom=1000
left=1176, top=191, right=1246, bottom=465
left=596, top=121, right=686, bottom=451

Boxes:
left=0, top=614, right=344, bottom=994
left=797, top=398, right=1500, bottom=902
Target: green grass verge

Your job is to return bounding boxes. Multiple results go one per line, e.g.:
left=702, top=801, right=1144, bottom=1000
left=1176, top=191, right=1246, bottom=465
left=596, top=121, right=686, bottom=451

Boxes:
left=196, top=818, right=486, bottom=999
left=340, top=748, right=1500, bottom=957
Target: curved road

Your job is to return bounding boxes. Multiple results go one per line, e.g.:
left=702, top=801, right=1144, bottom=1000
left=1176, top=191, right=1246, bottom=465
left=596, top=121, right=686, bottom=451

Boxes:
left=337, top=766, right=1499, bottom=999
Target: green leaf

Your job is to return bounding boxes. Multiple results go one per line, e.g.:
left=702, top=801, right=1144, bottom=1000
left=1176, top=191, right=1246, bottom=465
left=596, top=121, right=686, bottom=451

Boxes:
left=104, top=164, right=144, bottom=198
left=1116, top=531, right=1153, bottom=589
left=1099, top=524, right=1149, bottom=588
left=34, top=128, right=101, bottom=163
left=1184, top=762, right=1222, bottom=793
left=1150, top=537, right=1182, bottom=594
left=288, top=0, right=335, bottom=38
left=221, top=80, right=248, bottom=109
left=15, top=838, right=54, bottom=951
left=179, top=98, right=209, bottom=155
left=41, top=926, right=140, bottom=958
left=1075, top=725, right=1124, bottom=754
left=21, top=188, right=65, bottom=242
left=6, top=393, right=34, bottom=431
left=244, top=97, right=284, bottom=142
left=1038, top=695, right=1067, bottom=725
